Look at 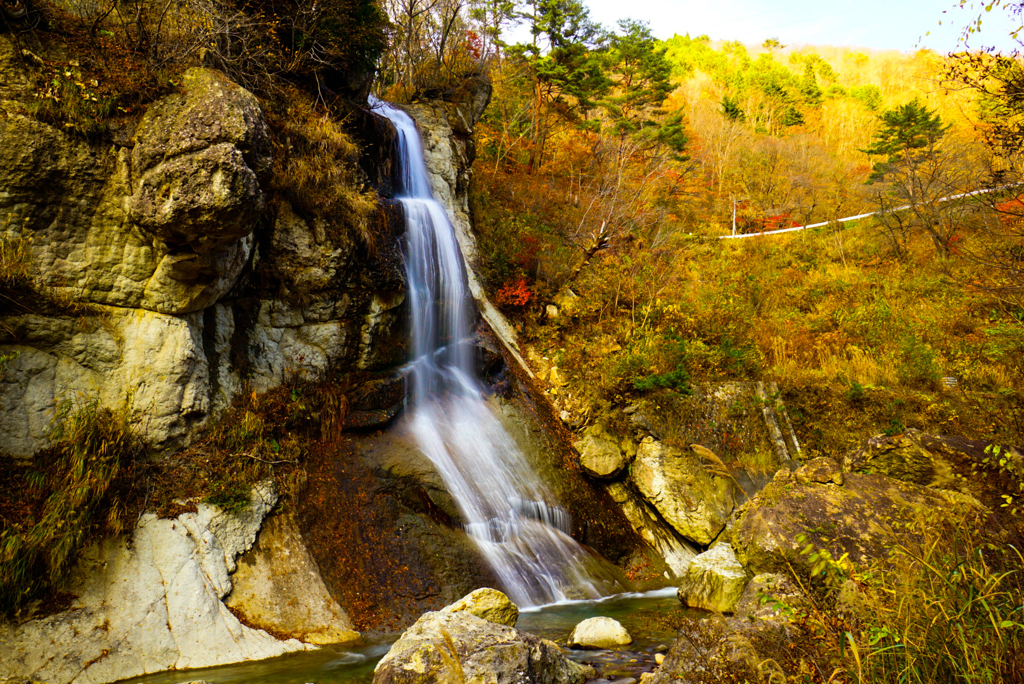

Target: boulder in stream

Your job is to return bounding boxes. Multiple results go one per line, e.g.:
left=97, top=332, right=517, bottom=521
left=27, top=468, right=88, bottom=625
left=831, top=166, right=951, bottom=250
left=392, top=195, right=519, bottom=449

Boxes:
left=567, top=616, right=633, bottom=649
left=373, top=607, right=593, bottom=684
left=440, top=587, right=519, bottom=627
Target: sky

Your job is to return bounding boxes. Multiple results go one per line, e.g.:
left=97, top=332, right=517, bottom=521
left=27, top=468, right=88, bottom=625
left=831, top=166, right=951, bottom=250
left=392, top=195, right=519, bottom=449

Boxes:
left=575, top=0, right=1023, bottom=53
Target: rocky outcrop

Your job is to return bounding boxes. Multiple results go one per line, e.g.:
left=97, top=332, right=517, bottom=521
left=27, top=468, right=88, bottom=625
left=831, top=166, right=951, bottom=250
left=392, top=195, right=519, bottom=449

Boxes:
left=676, top=542, right=749, bottom=614
left=731, top=461, right=988, bottom=576
left=567, top=617, right=632, bottom=649
left=0, top=482, right=312, bottom=684
left=0, top=59, right=406, bottom=457
left=440, top=587, right=519, bottom=627
left=631, top=437, right=736, bottom=546
left=373, top=604, right=592, bottom=684
left=225, top=510, right=359, bottom=645
left=126, top=68, right=270, bottom=315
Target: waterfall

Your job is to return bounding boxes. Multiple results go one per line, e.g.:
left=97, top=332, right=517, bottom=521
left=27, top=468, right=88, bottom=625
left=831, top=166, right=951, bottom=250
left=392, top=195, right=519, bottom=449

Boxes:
left=373, top=99, right=612, bottom=607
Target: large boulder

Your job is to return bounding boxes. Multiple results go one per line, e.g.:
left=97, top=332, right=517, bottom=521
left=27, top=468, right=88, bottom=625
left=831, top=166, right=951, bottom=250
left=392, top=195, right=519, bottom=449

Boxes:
left=676, top=542, right=749, bottom=613
left=576, top=424, right=628, bottom=479
left=732, top=463, right=990, bottom=577
left=631, top=437, right=736, bottom=545
left=372, top=609, right=592, bottom=684
left=126, top=67, right=271, bottom=314
left=440, top=587, right=519, bottom=627
left=567, top=617, right=632, bottom=649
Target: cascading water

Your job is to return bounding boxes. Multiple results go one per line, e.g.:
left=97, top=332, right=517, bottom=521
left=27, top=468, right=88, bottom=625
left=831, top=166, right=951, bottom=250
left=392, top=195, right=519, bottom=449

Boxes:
left=373, top=99, right=614, bottom=607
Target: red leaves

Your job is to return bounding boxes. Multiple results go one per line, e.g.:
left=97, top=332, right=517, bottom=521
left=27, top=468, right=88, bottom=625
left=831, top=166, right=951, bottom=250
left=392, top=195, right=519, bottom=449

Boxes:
left=496, top=277, right=532, bottom=308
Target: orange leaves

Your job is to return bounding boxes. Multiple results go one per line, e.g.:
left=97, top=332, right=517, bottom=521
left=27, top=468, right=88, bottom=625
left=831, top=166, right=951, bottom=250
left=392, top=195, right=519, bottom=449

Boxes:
left=496, top=277, right=532, bottom=308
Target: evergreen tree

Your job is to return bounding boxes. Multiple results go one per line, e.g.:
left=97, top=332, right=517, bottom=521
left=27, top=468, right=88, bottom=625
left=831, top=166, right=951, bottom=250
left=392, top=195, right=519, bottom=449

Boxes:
left=863, top=99, right=960, bottom=257
left=602, top=19, right=673, bottom=136
left=863, top=98, right=949, bottom=184
left=508, top=0, right=609, bottom=166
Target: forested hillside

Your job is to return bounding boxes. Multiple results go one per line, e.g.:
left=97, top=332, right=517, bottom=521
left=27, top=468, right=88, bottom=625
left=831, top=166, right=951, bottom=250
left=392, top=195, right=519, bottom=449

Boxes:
left=377, top=0, right=1022, bottom=453
left=1, top=1, right=1023, bottom=682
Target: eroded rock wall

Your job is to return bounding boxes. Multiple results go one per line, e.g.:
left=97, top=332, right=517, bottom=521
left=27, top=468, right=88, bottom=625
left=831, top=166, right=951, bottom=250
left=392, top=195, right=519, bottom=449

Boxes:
left=0, top=482, right=313, bottom=684
left=0, top=56, right=407, bottom=457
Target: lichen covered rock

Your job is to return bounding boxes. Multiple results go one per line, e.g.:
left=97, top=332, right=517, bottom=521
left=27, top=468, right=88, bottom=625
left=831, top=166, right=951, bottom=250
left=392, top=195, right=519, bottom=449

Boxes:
left=440, top=587, right=519, bottom=627
left=676, top=542, right=748, bottom=613
left=373, top=609, right=592, bottom=684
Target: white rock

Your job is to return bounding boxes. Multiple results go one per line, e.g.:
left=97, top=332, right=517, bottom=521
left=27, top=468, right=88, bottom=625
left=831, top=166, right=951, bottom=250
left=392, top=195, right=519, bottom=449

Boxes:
left=0, top=481, right=309, bottom=684
left=568, top=616, right=632, bottom=649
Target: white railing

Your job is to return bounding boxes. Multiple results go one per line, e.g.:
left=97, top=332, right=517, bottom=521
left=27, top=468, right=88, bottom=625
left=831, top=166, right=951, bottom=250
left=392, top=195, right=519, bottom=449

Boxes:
left=720, top=184, right=1021, bottom=239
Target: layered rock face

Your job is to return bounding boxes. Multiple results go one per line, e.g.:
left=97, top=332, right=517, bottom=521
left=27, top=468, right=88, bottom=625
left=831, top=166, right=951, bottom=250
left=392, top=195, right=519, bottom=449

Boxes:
left=0, top=482, right=319, bottom=684
left=0, top=59, right=406, bottom=457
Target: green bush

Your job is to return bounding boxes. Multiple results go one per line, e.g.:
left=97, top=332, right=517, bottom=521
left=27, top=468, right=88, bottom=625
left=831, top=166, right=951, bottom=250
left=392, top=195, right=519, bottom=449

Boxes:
left=897, top=336, right=941, bottom=388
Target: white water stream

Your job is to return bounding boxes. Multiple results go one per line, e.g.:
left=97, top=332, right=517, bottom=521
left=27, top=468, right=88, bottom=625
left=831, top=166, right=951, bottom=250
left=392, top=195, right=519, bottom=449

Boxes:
left=372, top=99, right=610, bottom=607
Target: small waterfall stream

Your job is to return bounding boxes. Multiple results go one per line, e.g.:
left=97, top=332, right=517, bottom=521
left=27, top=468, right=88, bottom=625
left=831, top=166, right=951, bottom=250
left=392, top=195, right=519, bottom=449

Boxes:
left=373, top=99, right=611, bottom=607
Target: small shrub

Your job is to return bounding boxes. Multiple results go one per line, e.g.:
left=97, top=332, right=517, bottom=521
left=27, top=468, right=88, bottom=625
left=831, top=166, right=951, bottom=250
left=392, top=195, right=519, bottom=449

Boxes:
left=203, top=481, right=252, bottom=514
left=634, top=365, right=692, bottom=394
left=605, top=349, right=652, bottom=395
left=26, top=64, right=120, bottom=138
left=496, top=277, right=532, bottom=308
left=898, top=336, right=941, bottom=388
left=882, top=416, right=905, bottom=436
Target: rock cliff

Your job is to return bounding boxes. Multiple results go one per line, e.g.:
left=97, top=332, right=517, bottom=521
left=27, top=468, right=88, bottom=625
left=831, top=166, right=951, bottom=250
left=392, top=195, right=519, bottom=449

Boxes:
left=0, top=56, right=406, bottom=457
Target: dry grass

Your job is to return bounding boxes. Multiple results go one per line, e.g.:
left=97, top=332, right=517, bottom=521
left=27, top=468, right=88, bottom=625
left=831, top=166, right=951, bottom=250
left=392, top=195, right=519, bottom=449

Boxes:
left=0, top=399, right=145, bottom=616
left=268, top=94, right=380, bottom=255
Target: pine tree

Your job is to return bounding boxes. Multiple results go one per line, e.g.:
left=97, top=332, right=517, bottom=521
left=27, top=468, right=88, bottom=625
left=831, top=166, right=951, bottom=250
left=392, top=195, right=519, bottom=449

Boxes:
left=863, top=98, right=950, bottom=183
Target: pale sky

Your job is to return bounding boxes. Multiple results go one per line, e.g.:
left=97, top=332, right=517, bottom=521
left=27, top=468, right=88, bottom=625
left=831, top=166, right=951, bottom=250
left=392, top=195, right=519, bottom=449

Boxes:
left=575, top=0, right=1023, bottom=53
